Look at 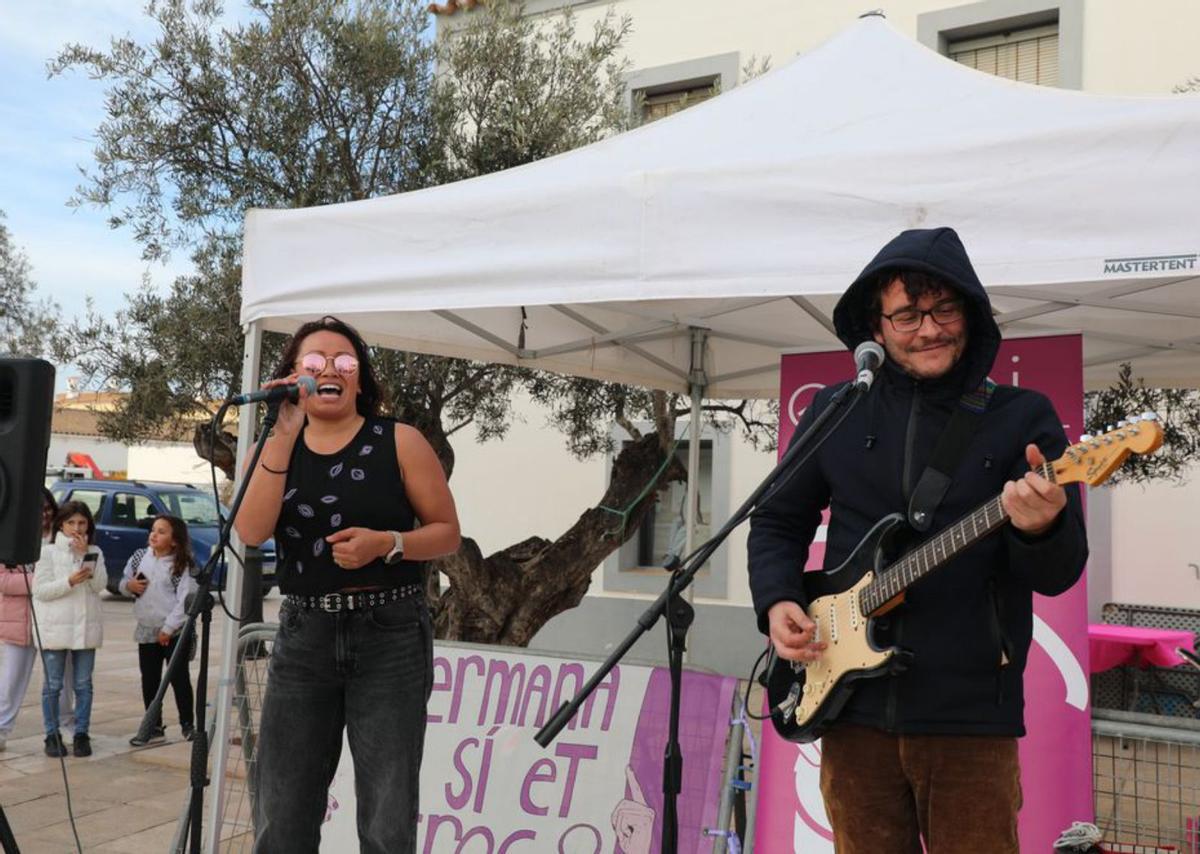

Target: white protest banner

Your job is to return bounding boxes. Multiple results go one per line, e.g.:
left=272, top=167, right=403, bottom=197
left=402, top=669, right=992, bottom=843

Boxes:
left=323, top=642, right=737, bottom=853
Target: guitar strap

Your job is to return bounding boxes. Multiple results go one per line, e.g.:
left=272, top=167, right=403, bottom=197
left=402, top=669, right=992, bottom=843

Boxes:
left=906, top=378, right=996, bottom=532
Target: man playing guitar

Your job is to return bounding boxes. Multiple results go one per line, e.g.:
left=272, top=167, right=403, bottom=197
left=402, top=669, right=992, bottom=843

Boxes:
left=748, top=227, right=1088, bottom=853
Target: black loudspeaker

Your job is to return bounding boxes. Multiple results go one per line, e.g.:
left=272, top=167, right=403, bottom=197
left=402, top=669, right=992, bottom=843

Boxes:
left=0, top=358, right=56, bottom=565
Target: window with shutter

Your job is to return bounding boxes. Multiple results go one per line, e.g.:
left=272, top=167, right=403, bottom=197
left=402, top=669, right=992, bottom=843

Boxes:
left=639, top=80, right=718, bottom=124
left=948, top=23, right=1059, bottom=87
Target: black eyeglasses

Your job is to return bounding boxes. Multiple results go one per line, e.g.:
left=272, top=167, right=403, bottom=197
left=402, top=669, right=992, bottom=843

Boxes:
left=880, top=300, right=964, bottom=333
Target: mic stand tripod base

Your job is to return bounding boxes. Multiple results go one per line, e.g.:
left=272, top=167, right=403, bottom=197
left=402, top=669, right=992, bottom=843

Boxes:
left=662, top=573, right=695, bottom=854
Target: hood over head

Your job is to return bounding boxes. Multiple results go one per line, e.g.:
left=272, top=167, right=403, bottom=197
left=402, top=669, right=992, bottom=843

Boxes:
left=832, top=227, right=1000, bottom=391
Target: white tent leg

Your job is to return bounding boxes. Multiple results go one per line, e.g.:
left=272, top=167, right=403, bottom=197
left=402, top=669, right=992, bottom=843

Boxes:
left=683, top=327, right=709, bottom=611
left=205, top=320, right=263, bottom=852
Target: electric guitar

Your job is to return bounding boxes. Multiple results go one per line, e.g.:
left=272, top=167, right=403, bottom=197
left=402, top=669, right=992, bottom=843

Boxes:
left=764, top=415, right=1164, bottom=743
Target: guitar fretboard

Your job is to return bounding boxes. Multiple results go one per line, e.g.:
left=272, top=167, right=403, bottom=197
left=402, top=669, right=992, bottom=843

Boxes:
left=858, top=462, right=1055, bottom=615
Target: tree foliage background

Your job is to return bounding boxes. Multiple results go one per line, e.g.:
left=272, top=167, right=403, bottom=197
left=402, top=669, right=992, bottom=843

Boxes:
left=0, top=211, right=58, bottom=357
left=1084, top=364, right=1200, bottom=485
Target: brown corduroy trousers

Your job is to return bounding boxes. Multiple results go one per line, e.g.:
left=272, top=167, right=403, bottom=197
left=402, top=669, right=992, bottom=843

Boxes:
left=818, top=724, right=1022, bottom=854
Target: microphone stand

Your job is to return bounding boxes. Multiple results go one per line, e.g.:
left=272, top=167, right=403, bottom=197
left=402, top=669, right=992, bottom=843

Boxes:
left=536, top=374, right=873, bottom=852
left=132, top=398, right=281, bottom=853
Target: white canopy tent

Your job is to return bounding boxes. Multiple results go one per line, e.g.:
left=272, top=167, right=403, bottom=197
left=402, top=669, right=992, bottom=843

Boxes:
left=208, top=15, right=1200, bottom=846
left=242, top=14, right=1200, bottom=395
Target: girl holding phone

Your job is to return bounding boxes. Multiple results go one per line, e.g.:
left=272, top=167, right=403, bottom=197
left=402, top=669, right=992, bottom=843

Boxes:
left=33, top=501, right=107, bottom=758
left=119, top=514, right=198, bottom=746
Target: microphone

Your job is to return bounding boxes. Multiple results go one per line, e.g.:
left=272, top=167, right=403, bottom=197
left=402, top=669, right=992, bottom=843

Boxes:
left=229, top=375, right=317, bottom=406
left=853, top=341, right=884, bottom=390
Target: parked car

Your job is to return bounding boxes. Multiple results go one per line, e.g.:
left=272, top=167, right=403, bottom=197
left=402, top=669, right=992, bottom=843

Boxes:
left=48, top=479, right=276, bottom=596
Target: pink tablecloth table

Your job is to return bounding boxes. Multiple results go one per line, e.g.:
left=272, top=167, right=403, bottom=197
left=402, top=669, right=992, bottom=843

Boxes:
left=1088, top=624, right=1196, bottom=674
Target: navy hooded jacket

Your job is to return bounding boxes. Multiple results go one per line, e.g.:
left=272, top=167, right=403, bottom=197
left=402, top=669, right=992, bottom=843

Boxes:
left=748, top=227, right=1088, bottom=736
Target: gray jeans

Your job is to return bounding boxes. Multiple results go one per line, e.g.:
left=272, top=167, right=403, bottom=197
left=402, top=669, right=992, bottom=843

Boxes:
left=253, top=596, right=432, bottom=853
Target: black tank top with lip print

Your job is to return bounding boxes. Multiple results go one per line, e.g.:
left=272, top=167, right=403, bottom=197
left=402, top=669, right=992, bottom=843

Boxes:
left=274, top=415, right=422, bottom=595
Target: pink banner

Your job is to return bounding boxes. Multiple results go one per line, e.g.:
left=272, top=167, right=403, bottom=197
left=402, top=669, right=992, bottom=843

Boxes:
left=757, top=334, right=1090, bottom=852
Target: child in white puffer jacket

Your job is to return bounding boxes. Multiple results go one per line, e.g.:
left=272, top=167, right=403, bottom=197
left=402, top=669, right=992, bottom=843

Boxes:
left=33, top=501, right=107, bottom=758
left=119, top=514, right=197, bottom=746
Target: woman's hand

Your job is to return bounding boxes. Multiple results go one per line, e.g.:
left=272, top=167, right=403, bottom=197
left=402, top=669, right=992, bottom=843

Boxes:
left=326, top=528, right=390, bottom=570
left=157, top=631, right=172, bottom=646
left=127, top=577, right=148, bottom=596
left=68, top=567, right=92, bottom=587
left=260, top=373, right=309, bottom=438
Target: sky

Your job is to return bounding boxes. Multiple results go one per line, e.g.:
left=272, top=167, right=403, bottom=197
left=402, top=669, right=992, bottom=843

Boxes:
left=0, top=1, right=253, bottom=386
left=2, top=2, right=188, bottom=314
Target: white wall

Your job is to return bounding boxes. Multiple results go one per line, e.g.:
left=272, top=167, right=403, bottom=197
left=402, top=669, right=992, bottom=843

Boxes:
left=506, top=0, right=1200, bottom=95
left=47, top=433, right=231, bottom=491
left=46, top=435, right=127, bottom=476
left=1105, top=462, right=1200, bottom=610
left=1080, top=0, right=1199, bottom=94
left=450, top=390, right=604, bottom=558
left=126, top=440, right=231, bottom=490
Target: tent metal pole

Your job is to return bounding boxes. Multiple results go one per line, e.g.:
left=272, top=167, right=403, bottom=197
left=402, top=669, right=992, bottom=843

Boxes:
left=684, top=327, right=708, bottom=610
left=204, top=320, right=263, bottom=853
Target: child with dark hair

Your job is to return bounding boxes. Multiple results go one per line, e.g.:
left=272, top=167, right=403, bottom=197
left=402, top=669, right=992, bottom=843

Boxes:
left=33, top=500, right=107, bottom=758
left=119, top=514, right=198, bottom=746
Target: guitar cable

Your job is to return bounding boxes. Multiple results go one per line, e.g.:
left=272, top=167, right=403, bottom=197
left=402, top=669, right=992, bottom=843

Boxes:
left=741, top=646, right=774, bottom=721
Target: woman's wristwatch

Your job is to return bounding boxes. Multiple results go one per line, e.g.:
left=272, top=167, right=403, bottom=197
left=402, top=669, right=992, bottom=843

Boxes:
left=383, top=531, right=405, bottom=565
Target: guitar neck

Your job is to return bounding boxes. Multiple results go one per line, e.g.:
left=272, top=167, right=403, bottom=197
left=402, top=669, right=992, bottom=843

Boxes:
left=858, top=462, right=1054, bottom=615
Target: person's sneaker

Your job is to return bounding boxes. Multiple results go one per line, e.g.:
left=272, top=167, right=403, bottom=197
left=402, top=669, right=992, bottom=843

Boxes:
left=128, top=726, right=166, bottom=747
left=180, top=724, right=195, bottom=742
left=43, top=733, right=68, bottom=757
left=72, top=734, right=92, bottom=758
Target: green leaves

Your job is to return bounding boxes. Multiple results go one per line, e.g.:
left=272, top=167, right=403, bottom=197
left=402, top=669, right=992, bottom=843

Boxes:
left=1084, top=363, right=1200, bottom=485
left=51, top=0, right=444, bottom=260
left=0, top=212, right=58, bottom=358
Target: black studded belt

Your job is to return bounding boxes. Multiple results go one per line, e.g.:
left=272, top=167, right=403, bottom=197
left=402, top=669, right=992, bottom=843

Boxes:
left=285, top=583, right=422, bottom=613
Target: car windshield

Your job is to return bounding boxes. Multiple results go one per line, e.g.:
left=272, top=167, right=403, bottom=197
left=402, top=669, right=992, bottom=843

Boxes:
left=158, top=491, right=222, bottom=526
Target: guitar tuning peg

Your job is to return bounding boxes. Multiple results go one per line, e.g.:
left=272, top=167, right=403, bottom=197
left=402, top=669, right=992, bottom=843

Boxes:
left=1079, top=433, right=1092, bottom=443
left=1116, top=420, right=1127, bottom=429
left=1106, top=424, right=1115, bottom=434
left=1141, top=411, right=1159, bottom=422
left=1127, top=414, right=1142, bottom=423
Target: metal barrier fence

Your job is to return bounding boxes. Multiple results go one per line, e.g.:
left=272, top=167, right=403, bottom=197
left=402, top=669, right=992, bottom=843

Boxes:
left=1093, top=710, right=1200, bottom=853
left=214, top=623, right=277, bottom=852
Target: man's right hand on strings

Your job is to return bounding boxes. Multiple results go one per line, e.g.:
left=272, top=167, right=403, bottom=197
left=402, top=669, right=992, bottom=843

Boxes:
left=768, top=600, right=826, bottom=662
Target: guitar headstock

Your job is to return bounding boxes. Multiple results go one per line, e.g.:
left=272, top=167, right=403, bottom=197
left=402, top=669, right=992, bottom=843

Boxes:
left=1052, top=413, right=1164, bottom=487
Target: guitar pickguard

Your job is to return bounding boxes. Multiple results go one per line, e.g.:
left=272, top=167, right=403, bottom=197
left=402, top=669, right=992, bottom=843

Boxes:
left=791, top=571, right=896, bottom=736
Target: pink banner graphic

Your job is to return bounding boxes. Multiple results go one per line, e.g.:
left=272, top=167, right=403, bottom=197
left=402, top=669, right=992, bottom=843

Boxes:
left=757, top=335, right=1090, bottom=853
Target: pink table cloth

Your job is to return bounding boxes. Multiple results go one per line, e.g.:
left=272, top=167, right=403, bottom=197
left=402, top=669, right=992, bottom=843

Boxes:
left=1088, top=624, right=1197, bottom=674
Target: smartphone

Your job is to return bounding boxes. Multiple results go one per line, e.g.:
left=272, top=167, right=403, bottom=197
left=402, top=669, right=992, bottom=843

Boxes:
left=80, top=550, right=99, bottom=576
left=134, top=571, right=147, bottom=582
